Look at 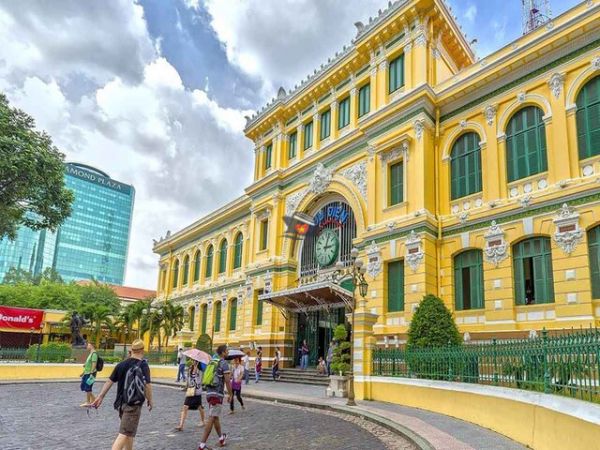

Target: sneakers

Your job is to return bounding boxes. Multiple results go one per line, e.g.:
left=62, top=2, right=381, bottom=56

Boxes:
left=219, top=433, right=227, bottom=447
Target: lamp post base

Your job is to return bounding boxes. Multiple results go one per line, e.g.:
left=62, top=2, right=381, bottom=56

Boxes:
left=346, top=372, right=356, bottom=406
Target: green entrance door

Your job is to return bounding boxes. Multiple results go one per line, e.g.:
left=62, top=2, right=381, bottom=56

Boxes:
left=295, top=307, right=345, bottom=367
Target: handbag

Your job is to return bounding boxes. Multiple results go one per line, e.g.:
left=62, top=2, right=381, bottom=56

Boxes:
left=185, top=387, right=196, bottom=397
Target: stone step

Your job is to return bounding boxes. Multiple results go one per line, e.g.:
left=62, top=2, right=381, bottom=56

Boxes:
left=248, top=369, right=330, bottom=386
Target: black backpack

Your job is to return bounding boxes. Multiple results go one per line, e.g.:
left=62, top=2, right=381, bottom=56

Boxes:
left=95, top=354, right=104, bottom=372
left=123, top=361, right=146, bottom=406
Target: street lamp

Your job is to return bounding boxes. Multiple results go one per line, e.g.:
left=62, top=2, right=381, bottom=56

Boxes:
left=334, top=247, right=368, bottom=407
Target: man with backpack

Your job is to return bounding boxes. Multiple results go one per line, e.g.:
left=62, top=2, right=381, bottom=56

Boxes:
left=198, top=344, right=232, bottom=450
left=92, top=339, right=153, bottom=450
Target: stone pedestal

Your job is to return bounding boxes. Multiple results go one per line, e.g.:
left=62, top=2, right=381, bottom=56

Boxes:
left=71, top=346, right=88, bottom=364
left=352, top=306, right=378, bottom=401
left=326, top=375, right=348, bottom=398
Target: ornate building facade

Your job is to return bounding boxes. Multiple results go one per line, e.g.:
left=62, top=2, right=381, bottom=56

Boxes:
left=153, top=0, right=600, bottom=370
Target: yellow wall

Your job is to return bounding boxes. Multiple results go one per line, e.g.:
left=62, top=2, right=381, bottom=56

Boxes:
left=0, top=363, right=176, bottom=381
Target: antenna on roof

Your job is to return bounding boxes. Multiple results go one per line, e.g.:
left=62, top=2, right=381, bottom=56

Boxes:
left=521, top=0, right=551, bottom=35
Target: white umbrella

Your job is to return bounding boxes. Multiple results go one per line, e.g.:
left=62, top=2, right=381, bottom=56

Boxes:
left=225, top=349, right=245, bottom=360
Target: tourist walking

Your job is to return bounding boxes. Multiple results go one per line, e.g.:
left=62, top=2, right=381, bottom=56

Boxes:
left=176, top=347, right=186, bottom=382
left=242, top=349, right=250, bottom=385
left=326, top=339, right=337, bottom=376
left=79, top=342, right=98, bottom=407
left=198, top=345, right=232, bottom=450
left=300, top=340, right=309, bottom=370
left=272, top=347, right=281, bottom=381
left=254, top=347, right=262, bottom=383
left=92, top=339, right=153, bottom=450
left=229, top=357, right=245, bottom=414
left=176, top=359, right=205, bottom=431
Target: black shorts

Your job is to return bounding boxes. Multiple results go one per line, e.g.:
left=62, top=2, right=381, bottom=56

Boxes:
left=184, top=395, right=203, bottom=410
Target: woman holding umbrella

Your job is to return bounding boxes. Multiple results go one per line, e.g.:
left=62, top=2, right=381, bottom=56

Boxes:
left=176, top=348, right=210, bottom=431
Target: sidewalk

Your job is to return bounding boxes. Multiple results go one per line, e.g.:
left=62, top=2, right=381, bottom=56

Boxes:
left=154, top=378, right=526, bottom=450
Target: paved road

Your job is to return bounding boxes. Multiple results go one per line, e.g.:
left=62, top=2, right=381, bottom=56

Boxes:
left=0, top=382, right=413, bottom=450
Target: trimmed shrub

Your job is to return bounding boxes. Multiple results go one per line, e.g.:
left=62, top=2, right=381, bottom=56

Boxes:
left=407, top=294, right=461, bottom=349
left=330, top=324, right=351, bottom=375
left=26, top=342, right=71, bottom=363
left=195, top=334, right=212, bottom=354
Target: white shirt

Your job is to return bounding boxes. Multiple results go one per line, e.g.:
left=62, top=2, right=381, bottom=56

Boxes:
left=242, top=354, right=250, bottom=370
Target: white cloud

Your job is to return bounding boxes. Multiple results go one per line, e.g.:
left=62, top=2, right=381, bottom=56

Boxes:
left=0, top=1, right=253, bottom=289
left=465, top=5, right=477, bottom=23
left=203, top=0, right=390, bottom=94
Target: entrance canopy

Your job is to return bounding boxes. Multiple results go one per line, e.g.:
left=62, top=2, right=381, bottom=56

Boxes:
left=258, top=281, right=354, bottom=315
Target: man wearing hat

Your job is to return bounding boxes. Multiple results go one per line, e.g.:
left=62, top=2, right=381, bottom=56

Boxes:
left=92, top=339, right=153, bottom=450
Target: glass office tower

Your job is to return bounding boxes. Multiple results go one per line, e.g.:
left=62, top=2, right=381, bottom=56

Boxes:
left=52, top=163, right=135, bottom=285
left=0, top=163, right=135, bottom=285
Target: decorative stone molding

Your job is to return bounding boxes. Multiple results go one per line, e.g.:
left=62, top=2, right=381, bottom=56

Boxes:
left=367, top=145, right=376, bottom=162
left=484, top=105, right=497, bottom=126
left=548, top=73, right=565, bottom=99
left=221, top=289, right=227, bottom=303
left=263, top=271, right=273, bottom=294
left=484, top=221, right=509, bottom=267
left=459, top=120, right=467, bottom=129
left=245, top=276, right=253, bottom=299
left=308, top=163, right=334, bottom=194
left=339, top=160, right=367, bottom=201
left=431, top=47, right=440, bottom=59
left=370, top=66, right=378, bottom=77
left=379, top=141, right=409, bottom=165
left=413, top=119, right=425, bottom=141
left=378, top=60, right=388, bottom=71
left=366, top=241, right=382, bottom=278
left=593, top=56, right=600, bottom=71
left=517, top=92, right=526, bottom=103
left=285, top=189, right=308, bottom=216
left=405, top=231, right=424, bottom=272
left=414, top=33, right=427, bottom=47
left=520, top=195, right=532, bottom=208
left=553, top=203, right=583, bottom=255
left=457, top=211, right=469, bottom=225
left=403, top=42, right=412, bottom=53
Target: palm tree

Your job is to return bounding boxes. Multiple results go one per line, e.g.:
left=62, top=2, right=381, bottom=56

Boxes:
left=161, top=302, right=186, bottom=348
left=83, top=304, right=115, bottom=347
left=115, top=301, right=148, bottom=342
left=140, top=307, right=164, bottom=351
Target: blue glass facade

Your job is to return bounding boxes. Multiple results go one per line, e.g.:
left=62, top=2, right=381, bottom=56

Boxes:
left=0, top=163, right=135, bottom=285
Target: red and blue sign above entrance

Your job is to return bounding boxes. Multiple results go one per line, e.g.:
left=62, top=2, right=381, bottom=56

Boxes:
left=314, top=205, right=348, bottom=229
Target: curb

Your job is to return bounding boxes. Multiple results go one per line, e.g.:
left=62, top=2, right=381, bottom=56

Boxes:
left=154, top=380, right=434, bottom=450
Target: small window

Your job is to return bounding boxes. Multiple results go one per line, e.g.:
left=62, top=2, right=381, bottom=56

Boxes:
left=288, top=132, right=297, bottom=159
left=218, top=240, right=228, bottom=274
left=214, top=301, right=222, bottom=332
left=193, top=251, right=201, bottom=282
left=205, top=245, right=214, bottom=278
left=229, top=298, right=237, bottom=330
left=576, top=75, right=600, bottom=160
left=233, top=233, right=243, bottom=269
left=389, top=54, right=405, bottom=93
left=513, top=237, right=554, bottom=305
left=255, top=289, right=264, bottom=326
left=320, top=109, right=331, bottom=140
left=304, top=121, right=313, bottom=149
left=454, top=250, right=484, bottom=310
left=338, top=97, right=350, bottom=129
left=264, top=143, right=272, bottom=170
left=358, top=84, right=370, bottom=118
left=389, top=161, right=404, bottom=206
left=450, top=132, right=482, bottom=200
left=182, top=255, right=189, bottom=286
left=201, top=304, right=207, bottom=334
left=387, top=260, right=404, bottom=312
left=588, top=225, right=600, bottom=299
left=172, top=260, right=179, bottom=289
left=259, top=220, right=269, bottom=250
left=506, top=106, right=547, bottom=182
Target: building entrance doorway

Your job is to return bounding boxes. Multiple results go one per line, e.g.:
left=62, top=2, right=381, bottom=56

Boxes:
left=295, top=307, right=346, bottom=367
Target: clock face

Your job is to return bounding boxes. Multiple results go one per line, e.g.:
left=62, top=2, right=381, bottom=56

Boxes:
left=315, top=228, right=340, bottom=267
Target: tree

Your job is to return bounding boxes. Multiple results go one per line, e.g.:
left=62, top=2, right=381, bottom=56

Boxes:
left=115, top=300, right=147, bottom=342
left=330, top=324, right=351, bottom=375
left=33, top=268, right=63, bottom=285
left=161, top=302, right=185, bottom=348
left=0, top=93, right=74, bottom=240
left=407, top=294, right=461, bottom=349
left=2, top=267, right=33, bottom=285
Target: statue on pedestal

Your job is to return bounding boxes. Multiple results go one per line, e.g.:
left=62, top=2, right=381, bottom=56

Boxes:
left=70, top=312, right=86, bottom=347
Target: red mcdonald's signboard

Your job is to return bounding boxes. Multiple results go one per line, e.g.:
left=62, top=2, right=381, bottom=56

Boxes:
left=0, top=305, right=44, bottom=330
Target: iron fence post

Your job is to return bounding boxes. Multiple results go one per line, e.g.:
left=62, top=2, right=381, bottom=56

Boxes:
left=36, top=333, right=41, bottom=363
left=493, top=338, right=498, bottom=386
left=542, top=328, right=551, bottom=394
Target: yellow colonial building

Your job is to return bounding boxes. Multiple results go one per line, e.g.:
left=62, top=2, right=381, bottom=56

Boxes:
left=153, top=0, right=600, bottom=367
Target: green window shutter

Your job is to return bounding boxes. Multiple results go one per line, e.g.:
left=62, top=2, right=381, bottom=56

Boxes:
left=389, top=161, right=403, bottom=205
left=506, top=107, right=547, bottom=182
left=338, top=97, right=350, bottom=129
left=229, top=299, right=237, bottom=330
left=288, top=132, right=297, bottom=159
left=358, top=84, right=370, bottom=117
left=454, top=250, right=484, bottom=310
left=512, top=237, right=554, bottom=305
left=233, top=233, right=243, bottom=269
left=172, top=261, right=179, bottom=288
left=304, top=121, right=313, bottom=149
left=260, top=220, right=269, bottom=250
left=256, top=290, right=264, bottom=326
left=189, top=307, right=195, bottom=331
left=264, top=143, right=272, bottom=170
left=201, top=305, right=207, bottom=334
left=214, top=302, right=221, bottom=332
left=218, top=240, right=227, bottom=273
left=387, top=261, right=404, bottom=312
left=450, top=132, right=482, bottom=200
left=320, top=109, right=331, bottom=140
left=205, top=246, right=213, bottom=278
left=576, top=75, right=600, bottom=160
left=388, top=54, right=405, bottom=93
left=588, top=226, right=600, bottom=298
left=193, top=252, right=200, bottom=282
left=182, top=256, right=189, bottom=285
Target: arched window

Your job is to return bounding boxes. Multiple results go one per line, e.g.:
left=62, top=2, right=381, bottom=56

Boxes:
left=233, top=233, right=243, bottom=269
left=205, top=245, right=214, bottom=278
left=229, top=298, right=237, bottom=331
left=218, top=240, right=228, bottom=274
left=576, top=75, right=600, bottom=160
left=587, top=225, right=600, bottom=298
left=201, top=304, right=208, bottom=334
left=513, top=237, right=554, bottom=305
left=450, top=132, right=482, bottom=200
left=172, top=260, right=179, bottom=289
left=214, top=301, right=222, bottom=332
left=506, top=106, right=548, bottom=182
left=454, top=250, right=484, bottom=310
left=188, top=306, right=195, bottom=331
left=193, top=251, right=201, bottom=283
left=182, top=255, right=190, bottom=286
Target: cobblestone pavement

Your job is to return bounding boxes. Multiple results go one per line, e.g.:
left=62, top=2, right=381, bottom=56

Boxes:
left=0, top=382, right=415, bottom=450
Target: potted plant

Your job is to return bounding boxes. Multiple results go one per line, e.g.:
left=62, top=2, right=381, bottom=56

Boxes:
left=326, top=324, right=351, bottom=398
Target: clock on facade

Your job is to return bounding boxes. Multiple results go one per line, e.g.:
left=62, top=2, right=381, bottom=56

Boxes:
left=315, top=228, right=340, bottom=267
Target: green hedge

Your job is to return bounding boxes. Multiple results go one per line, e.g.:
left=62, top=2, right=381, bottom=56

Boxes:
left=26, top=342, right=72, bottom=363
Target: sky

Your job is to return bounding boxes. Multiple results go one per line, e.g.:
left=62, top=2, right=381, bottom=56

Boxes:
left=0, top=0, right=582, bottom=289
